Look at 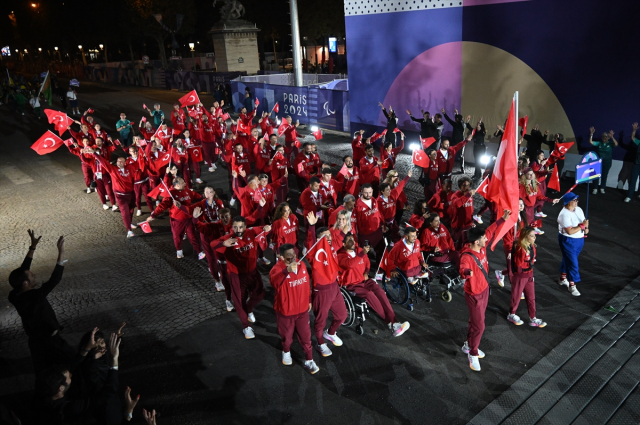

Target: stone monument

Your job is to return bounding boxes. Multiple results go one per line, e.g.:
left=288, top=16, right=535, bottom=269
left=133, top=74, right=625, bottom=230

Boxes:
left=209, top=0, right=260, bottom=74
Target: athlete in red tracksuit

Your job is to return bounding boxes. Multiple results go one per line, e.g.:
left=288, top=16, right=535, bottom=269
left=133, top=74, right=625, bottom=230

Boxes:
left=138, top=121, right=156, bottom=142
left=351, top=131, right=366, bottom=167
left=231, top=173, right=266, bottom=226
left=300, top=178, right=327, bottom=226
left=377, top=173, right=410, bottom=243
left=380, top=135, right=405, bottom=179
left=147, top=176, right=203, bottom=258
left=270, top=244, right=319, bottom=373
left=269, top=145, right=289, bottom=204
left=428, top=179, right=454, bottom=227
left=519, top=168, right=560, bottom=232
left=256, top=174, right=287, bottom=224
left=213, top=218, right=271, bottom=338
left=200, top=110, right=217, bottom=169
left=420, top=213, right=459, bottom=268
left=126, top=146, right=154, bottom=216
left=271, top=203, right=301, bottom=254
left=258, top=112, right=276, bottom=137
left=171, top=104, right=186, bottom=134
left=282, top=118, right=301, bottom=163
left=93, top=152, right=139, bottom=236
left=338, top=233, right=410, bottom=336
left=91, top=138, right=118, bottom=209
left=328, top=196, right=358, bottom=235
left=387, top=227, right=428, bottom=279
left=253, top=138, right=274, bottom=176
left=293, top=144, right=315, bottom=191
left=355, top=184, right=387, bottom=265
left=335, top=156, right=360, bottom=197
left=182, top=130, right=203, bottom=183
left=436, top=137, right=469, bottom=181
left=459, top=211, right=509, bottom=371
left=67, top=138, right=95, bottom=191
left=171, top=140, right=192, bottom=188
left=359, top=145, right=382, bottom=197
left=422, top=150, right=440, bottom=201
left=450, top=177, right=476, bottom=250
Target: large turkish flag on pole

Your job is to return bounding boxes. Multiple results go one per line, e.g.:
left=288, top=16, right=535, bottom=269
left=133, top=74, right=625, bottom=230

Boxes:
left=179, top=90, right=200, bottom=107
left=306, top=236, right=339, bottom=284
left=31, top=130, right=65, bottom=155
left=486, top=94, right=520, bottom=250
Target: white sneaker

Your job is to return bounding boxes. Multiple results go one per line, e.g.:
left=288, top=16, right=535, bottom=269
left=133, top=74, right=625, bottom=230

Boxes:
left=592, top=188, right=598, bottom=195
left=247, top=312, right=256, bottom=323
left=521, top=292, right=525, bottom=299
left=473, top=215, right=483, bottom=224
left=304, top=360, right=320, bottom=374
left=215, top=281, right=225, bottom=292
left=112, top=204, right=118, bottom=211
left=495, top=270, right=505, bottom=287
left=468, top=354, right=481, bottom=372
left=86, top=187, right=92, bottom=193
left=208, top=167, right=214, bottom=172
left=230, top=198, right=236, bottom=207
left=196, top=178, right=203, bottom=184
left=225, top=300, right=234, bottom=312
left=212, top=164, right=217, bottom=171
left=392, top=322, right=410, bottom=337
left=156, top=200, right=160, bottom=206
left=198, top=251, right=206, bottom=260
left=323, top=330, right=343, bottom=347
left=317, top=343, right=332, bottom=357
left=534, top=211, right=547, bottom=218
left=176, top=250, right=184, bottom=259
left=530, top=317, right=547, bottom=328
left=261, top=257, right=271, bottom=265
left=130, top=223, right=137, bottom=229
left=102, top=203, right=109, bottom=210
left=559, top=278, right=570, bottom=288
left=624, top=197, right=631, bottom=202
left=136, top=209, right=142, bottom=216
left=534, top=228, right=545, bottom=235
left=569, top=285, right=581, bottom=296
left=507, top=313, right=524, bottom=325
left=126, top=231, right=135, bottom=238
left=243, top=327, right=255, bottom=339
left=600, top=188, right=605, bottom=194
left=282, top=351, right=292, bottom=365
left=461, top=341, right=485, bottom=358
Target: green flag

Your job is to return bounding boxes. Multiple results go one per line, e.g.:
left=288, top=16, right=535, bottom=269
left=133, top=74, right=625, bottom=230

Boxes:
left=38, top=70, right=53, bottom=106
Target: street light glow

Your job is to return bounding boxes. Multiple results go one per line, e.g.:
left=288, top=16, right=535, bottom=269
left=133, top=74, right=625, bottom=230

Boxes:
left=31, top=3, right=37, bottom=7
left=99, top=44, right=103, bottom=49
left=481, top=155, right=491, bottom=166
left=189, top=43, right=195, bottom=50
left=38, top=48, right=42, bottom=52
left=78, top=45, right=82, bottom=49
left=311, top=126, right=318, bottom=132
left=410, top=143, right=420, bottom=151
left=54, top=46, right=58, bottom=51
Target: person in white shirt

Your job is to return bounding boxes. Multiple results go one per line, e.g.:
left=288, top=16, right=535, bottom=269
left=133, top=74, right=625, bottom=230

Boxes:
left=66, top=88, right=79, bottom=115
left=556, top=193, right=589, bottom=296
left=29, top=94, right=42, bottom=119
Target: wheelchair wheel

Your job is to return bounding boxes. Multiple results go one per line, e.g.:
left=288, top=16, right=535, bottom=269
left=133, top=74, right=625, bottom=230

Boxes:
left=340, top=287, right=357, bottom=327
left=355, top=325, right=364, bottom=335
left=382, top=272, right=410, bottom=305
left=441, top=290, right=452, bottom=303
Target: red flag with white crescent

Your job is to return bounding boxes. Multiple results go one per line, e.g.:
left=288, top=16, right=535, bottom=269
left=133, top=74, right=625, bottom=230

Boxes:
left=547, top=164, right=561, bottom=191
left=273, top=103, right=279, bottom=113
left=313, top=129, right=323, bottom=140
left=412, top=149, right=430, bottom=168
left=153, top=151, right=172, bottom=171
left=254, top=97, right=260, bottom=107
left=277, top=122, right=289, bottom=137
left=307, top=237, right=339, bottom=283
left=476, top=176, right=491, bottom=200
left=370, top=132, right=381, bottom=143
left=31, top=130, right=64, bottom=155
left=188, top=146, right=204, bottom=163
left=518, top=116, right=528, bottom=137
left=420, top=137, right=437, bottom=149
left=222, top=112, right=230, bottom=121
left=178, top=90, right=200, bottom=107
left=44, top=109, right=74, bottom=136
left=139, top=221, right=153, bottom=233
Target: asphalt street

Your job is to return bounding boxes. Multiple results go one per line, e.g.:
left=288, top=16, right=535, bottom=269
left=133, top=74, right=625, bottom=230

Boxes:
left=0, top=82, right=639, bottom=424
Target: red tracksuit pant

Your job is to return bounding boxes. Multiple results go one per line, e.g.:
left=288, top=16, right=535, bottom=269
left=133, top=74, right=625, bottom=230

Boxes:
left=81, top=163, right=93, bottom=187
left=276, top=311, right=313, bottom=360
left=169, top=218, right=201, bottom=252
left=228, top=269, right=265, bottom=328
left=509, top=273, right=536, bottom=318
left=95, top=174, right=115, bottom=205
left=115, top=192, right=135, bottom=232
left=346, top=279, right=397, bottom=324
left=312, top=281, right=347, bottom=345
left=464, top=286, right=489, bottom=357
left=134, top=179, right=154, bottom=211
left=201, top=142, right=218, bottom=166
left=188, top=158, right=201, bottom=178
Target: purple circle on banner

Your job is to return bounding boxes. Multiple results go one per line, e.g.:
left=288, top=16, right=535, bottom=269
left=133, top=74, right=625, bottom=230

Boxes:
left=380, top=42, right=462, bottom=132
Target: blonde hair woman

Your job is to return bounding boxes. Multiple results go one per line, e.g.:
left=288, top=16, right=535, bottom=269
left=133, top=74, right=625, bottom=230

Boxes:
left=518, top=168, right=560, bottom=234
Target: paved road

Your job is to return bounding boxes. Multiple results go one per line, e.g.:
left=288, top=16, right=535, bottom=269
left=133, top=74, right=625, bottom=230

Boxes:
left=0, top=82, right=638, bottom=424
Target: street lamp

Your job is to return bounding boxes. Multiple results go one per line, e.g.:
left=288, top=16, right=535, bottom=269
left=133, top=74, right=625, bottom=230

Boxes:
left=78, top=45, right=87, bottom=66
left=189, top=42, right=195, bottom=59
left=99, top=44, right=103, bottom=50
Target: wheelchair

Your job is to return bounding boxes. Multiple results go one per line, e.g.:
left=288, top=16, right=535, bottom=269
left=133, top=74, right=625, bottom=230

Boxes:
left=424, top=252, right=464, bottom=302
left=340, top=286, right=370, bottom=336
left=381, top=267, right=431, bottom=311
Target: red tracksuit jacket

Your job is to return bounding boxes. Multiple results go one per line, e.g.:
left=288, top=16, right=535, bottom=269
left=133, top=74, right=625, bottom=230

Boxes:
left=436, top=141, right=467, bottom=175
left=519, top=183, right=552, bottom=207
left=459, top=218, right=505, bottom=295
left=271, top=216, right=299, bottom=253
left=354, top=197, right=384, bottom=236
left=270, top=261, right=311, bottom=316
left=335, top=167, right=360, bottom=196
left=359, top=156, right=381, bottom=185
left=300, top=188, right=325, bottom=218
left=151, top=188, right=202, bottom=221
left=213, top=227, right=267, bottom=275
left=450, top=190, right=474, bottom=230
left=387, top=238, right=423, bottom=275
left=328, top=206, right=358, bottom=235
left=420, top=225, right=455, bottom=253
left=377, top=176, right=409, bottom=220
left=94, top=155, right=136, bottom=193
left=513, top=244, right=536, bottom=274
left=337, top=248, right=370, bottom=286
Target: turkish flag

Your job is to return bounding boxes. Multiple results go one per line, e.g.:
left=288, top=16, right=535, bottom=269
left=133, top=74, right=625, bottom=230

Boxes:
left=277, top=122, right=289, bottom=137
left=273, top=151, right=285, bottom=161
left=31, top=130, right=64, bottom=155
left=308, top=236, right=339, bottom=283
left=379, top=248, right=394, bottom=278
left=179, top=90, right=200, bottom=107
left=140, top=221, right=152, bottom=233
left=231, top=155, right=243, bottom=174
left=256, top=231, right=268, bottom=250
left=143, top=103, right=147, bottom=110
left=530, top=219, right=542, bottom=229
left=313, top=129, right=323, bottom=140
left=63, top=138, right=75, bottom=147
left=518, top=116, right=528, bottom=137
left=189, top=146, right=204, bottom=163
left=222, top=112, right=230, bottom=121
left=153, top=152, right=172, bottom=171
left=273, top=103, right=279, bottom=113
left=297, top=162, right=305, bottom=174
left=44, top=109, right=74, bottom=136
left=476, top=176, right=491, bottom=200
left=420, top=137, right=437, bottom=149
left=237, top=120, right=250, bottom=134
left=548, top=164, right=561, bottom=191
left=553, top=142, right=574, bottom=159
left=141, top=116, right=146, bottom=122
left=172, top=128, right=182, bottom=136
left=370, top=132, right=381, bottom=143
left=254, top=97, right=260, bottom=107
left=294, top=139, right=301, bottom=148
left=253, top=190, right=263, bottom=202
left=412, top=150, right=430, bottom=168
left=486, top=97, right=520, bottom=250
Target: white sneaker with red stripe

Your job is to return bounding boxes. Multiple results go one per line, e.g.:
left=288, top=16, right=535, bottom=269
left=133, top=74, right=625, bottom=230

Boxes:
left=392, top=322, right=410, bottom=337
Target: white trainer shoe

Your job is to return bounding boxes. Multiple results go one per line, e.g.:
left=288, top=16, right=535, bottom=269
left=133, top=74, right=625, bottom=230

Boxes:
left=624, top=197, right=631, bottom=202
left=317, top=343, right=332, bottom=357
left=461, top=341, right=485, bottom=358
left=559, top=278, right=570, bottom=288
left=105, top=195, right=109, bottom=200
left=473, top=214, right=483, bottom=224
left=130, top=224, right=137, bottom=230
left=176, top=250, right=184, bottom=259
left=521, top=292, right=525, bottom=300
left=230, top=198, right=236, bottom=207
left=225, top=300, right=234, bottom=312
left=136, top=209, right=142, bottom=216
left=247, top=312, right=256, bottom=323
left=569, top=285, right=581, bottom=296
left=86, top=187, right=92, bottom=193
left=507, top=313, right=524, bottom=325
left=282, top=351, right=292, bottom=365
left=468, top=354, right=481, bottom=372
left=534, top=211, right=547, bottom=218
left=196, top=178, right=203, bottom=184
left=112, top=204, right=119, bottom=211
left=592, top=188, right=598, bottom=195
left=530, top=317, right=547, bottom=328
left=392, top=321, right=410, bottom=337
left=495, top=270, right=505, bottom=287
left=324, top=330, right=343, bottom=347
left=212, top=164, right=217, bottom=171
left=258, top=257, right=271, bottom=265
left=600, top=188, right=605, bottom=194
left=103, top=204, right=109, bottom=210
left=198, top=251, right=206, bottom=260
left=215, top=281, right=225, bottom=292
left=304, top=360, right=320, bottom=374
left=243, top=327, right=255, bottom=339
left=126, top=231, right=135, bottom=238
left=534, top=228, right=545, bottom=235
left=209, top=167, right=215, bottom=172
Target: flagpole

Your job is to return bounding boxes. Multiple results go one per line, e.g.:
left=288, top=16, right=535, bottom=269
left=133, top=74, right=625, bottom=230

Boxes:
left=37, top=70, right=49, bottom=99
left=514, top=91, right=519, bottom=233
left=160, top=179, right=175, bottom=201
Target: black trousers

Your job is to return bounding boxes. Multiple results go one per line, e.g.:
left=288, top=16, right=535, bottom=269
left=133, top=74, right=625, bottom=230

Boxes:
left=473, top=144, right=486, bottom=179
